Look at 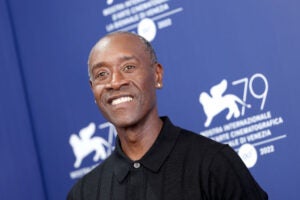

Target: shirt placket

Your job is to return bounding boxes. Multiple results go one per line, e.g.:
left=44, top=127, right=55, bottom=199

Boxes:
left=128, top=162, right=144, bottom=200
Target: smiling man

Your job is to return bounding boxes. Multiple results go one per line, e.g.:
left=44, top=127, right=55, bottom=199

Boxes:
left=67, top=32, right=268, bottom=200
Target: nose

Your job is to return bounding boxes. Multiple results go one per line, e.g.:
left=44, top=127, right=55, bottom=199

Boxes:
left=107, top=71, right=129, bottom=90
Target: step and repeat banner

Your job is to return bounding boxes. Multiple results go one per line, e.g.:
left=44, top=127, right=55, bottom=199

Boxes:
left=1, top=0, right=300, bottom=199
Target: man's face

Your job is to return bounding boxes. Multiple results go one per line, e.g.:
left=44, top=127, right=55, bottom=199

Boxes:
left=89, top=34, right=163, bottom=128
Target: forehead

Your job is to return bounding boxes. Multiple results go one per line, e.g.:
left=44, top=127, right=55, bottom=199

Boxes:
left=89, top=34, right=150, bottom=66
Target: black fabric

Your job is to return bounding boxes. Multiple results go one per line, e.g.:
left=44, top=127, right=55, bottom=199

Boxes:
left=67, top=117, right=268, bottom=200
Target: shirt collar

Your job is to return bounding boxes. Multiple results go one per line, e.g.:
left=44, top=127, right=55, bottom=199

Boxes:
left=113, top=117, right=181, bottom=183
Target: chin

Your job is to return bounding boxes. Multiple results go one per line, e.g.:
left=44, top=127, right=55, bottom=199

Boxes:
left=106, top=115, right=138, bottom=128
left=102, top=107, right=154, bottom=129
left=111, top=120, right=137, bottom=129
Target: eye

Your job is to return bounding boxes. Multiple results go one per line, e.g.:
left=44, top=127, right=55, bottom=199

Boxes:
left=94, top=71, right=109, bottom=80
left=123, top=65, right=136, bottom=72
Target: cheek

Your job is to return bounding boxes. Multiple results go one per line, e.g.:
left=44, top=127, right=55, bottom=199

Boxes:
left=92, top=84, right=105, bottom=99
left=135, top=79, right=155, bottom=95
left=139, top=71, right=156, bottom=88
left=138, top=78, right=157, bottom=101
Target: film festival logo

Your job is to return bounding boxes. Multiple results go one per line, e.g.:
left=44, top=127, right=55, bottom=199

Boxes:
left=199, top=79, right=251, bottom=127
left=102, top=0, right=184, bottom=42
left=199, top=73, right=269, bottom=128
left=198, top=73, right=286, bottom=168
left=69, top=122, right=117, bottom=179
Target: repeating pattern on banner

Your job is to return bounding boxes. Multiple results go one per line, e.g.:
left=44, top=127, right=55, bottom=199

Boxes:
left=199, top=73, right=287, bottom=168
left=69, top=122, right=117, bottom=179
left=102, top=0, right=184, bottom=41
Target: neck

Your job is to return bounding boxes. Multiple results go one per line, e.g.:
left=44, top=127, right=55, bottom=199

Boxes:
left=116, top=115, right=163, bottom=161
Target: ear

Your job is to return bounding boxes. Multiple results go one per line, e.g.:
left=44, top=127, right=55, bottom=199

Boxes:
left=154, top=62, right=164, bottom=88
left=89, top=80, right=97, bottom=97
left=89, top=80, right=93, bottom=88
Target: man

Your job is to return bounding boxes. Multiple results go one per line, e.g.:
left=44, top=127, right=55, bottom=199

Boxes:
left=67, top=32, right=268, bottom=200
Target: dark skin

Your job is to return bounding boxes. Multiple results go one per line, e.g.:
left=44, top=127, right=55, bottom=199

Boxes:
left=89, top=33, right=164, bottom=161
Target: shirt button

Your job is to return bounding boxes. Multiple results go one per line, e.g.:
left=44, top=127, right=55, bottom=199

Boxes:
left=133, top=162, right=141, bottom=169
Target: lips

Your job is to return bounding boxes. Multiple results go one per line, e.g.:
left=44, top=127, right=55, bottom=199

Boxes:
left=111, top=96, right=133, bottom=105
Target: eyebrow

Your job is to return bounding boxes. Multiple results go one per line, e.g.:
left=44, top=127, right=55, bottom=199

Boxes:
left=90, top=62, right=106, bottom=72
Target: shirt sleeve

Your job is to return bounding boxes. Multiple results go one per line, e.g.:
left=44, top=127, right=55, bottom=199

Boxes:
left=207, top=145, right=268, bottom=200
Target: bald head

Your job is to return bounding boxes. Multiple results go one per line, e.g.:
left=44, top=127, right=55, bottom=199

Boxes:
left=88, top=32, right=157, bottom=79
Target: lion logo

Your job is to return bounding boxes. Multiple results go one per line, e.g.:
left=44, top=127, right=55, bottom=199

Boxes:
left=199, top=79, right=251, bottom=127
left=69, top=123, right=111, bottom=168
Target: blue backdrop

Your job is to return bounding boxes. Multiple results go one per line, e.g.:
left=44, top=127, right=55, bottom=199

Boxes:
left=1, top=0, right=299, bottom=199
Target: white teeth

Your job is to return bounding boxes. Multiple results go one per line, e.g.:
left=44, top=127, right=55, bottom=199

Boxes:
left=111, top=96, right=133, bottom=105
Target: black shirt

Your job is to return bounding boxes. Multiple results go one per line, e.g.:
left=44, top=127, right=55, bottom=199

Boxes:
left=67, top=117, right=268, bottom=200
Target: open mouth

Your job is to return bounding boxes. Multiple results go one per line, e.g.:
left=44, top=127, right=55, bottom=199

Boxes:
left=111, top=96, right=133, bottom=106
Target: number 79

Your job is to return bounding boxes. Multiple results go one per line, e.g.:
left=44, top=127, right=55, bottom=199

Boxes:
left=232, top=73, right=268, bottom=115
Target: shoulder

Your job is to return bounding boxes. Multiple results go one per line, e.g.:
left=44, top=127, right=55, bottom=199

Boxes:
left=175, top=128, right=268, bottom=199
left=162, top=117, right=226, bottom=159
left=175, top=127, right=253, bottom=173
left=82, top=152, right=115, bottom=183
left=176, top=127, right=226, bottom=157
left=67, top=153, right=116, bottom=200
left=169, top=126, right=233, bottom=173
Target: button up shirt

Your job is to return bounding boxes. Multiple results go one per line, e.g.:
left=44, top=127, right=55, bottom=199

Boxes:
left=68, top=117, right=268, bottom=200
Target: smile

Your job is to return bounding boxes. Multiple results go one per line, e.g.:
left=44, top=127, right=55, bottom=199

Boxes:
left=111, top=96, right=133, bottom=105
